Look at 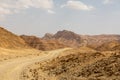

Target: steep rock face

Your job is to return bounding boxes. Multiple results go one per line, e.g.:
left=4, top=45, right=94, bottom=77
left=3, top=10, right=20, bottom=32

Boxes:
left=20, top=35, right=66, bottom=51
left=0, top=27, right=27, bottom=48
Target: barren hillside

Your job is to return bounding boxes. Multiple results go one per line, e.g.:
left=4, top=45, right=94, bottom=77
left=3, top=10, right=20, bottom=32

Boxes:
left=43, top=30, right=82, bottom=47
left=0, top=27, right=120, bottom=80
left=20, top=35, right=66, bottom=51
left=23, top=48, right=120, bottom=80
left=20, top=30, right=120, bottom=51
left=82, top=35, right=120, bottom=49
left=0, top=27, right=28, bottom=48
left=0, top=27, right=41, bottom=62
left=95, top=40, right=120, bottom=51
left=43, top=30, right=120, bottom=48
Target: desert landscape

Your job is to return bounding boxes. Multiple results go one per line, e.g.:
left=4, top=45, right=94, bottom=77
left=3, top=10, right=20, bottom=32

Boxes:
left=0, top=27, right=120, bottom=80
left=0, top=0, right=120, bottom=80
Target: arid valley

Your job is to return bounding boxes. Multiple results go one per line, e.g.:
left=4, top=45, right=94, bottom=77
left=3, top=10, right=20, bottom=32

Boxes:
left=0, top=0, right=120, bottom=80
left=0, top=27, right=120, bottom=80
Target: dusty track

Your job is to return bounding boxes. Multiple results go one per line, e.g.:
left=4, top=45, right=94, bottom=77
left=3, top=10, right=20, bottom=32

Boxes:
left=0, top=48, right=69, bottom=80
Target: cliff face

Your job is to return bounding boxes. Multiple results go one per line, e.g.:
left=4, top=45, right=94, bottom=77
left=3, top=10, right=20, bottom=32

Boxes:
left=0, top=27, right=27, bottom=48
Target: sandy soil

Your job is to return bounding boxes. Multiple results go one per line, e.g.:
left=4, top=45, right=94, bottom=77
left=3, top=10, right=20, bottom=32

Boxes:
left=0, top=48, right=69, bottom=80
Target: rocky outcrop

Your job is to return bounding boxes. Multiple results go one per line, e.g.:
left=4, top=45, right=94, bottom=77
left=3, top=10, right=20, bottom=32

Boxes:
left=23, top=48, right=120, bottom=80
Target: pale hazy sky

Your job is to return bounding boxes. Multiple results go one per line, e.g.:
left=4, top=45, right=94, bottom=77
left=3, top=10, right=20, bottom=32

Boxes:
left=0, top=0, right=120, bottom=37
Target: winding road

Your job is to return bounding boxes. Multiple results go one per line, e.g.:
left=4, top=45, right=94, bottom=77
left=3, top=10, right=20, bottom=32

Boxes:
left=0, top=48, right=68, bottom=80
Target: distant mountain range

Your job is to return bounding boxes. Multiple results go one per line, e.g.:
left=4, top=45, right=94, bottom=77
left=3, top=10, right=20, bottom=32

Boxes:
left=20, top=35, right=66, bottom=51
left=0, top=26, right=120, bottom=51
left=42, top=30, right=120, bottom=51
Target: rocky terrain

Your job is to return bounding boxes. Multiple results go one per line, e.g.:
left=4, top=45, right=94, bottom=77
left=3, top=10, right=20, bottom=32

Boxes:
left=20, top=30, right=120, bottom=80
left=21, top=35, right=66, bottom=51
left=43, top=30, right=82, bottom=48
left=95, top=40, right=120, bottom=51
left=20, top=30, right=120, bottom=51
left=80, top=35, right=120, bottom=48
left=22, top=48, right=120, bottom=80
left=43, top=30, right=120, bottom=49
left=0, top=27, right=42, bottom=62
left=0, top=27, right=120, bottom=80
left=0, top=27, right=30, bottom=62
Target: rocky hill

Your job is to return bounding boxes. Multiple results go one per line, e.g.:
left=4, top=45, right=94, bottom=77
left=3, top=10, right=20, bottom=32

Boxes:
left=81, top=35, right=120, bottom=49
left=23, top=49, right=120, bottom=80
left=0, top=27, right=28, bottom=48
left=43, top=30, right=120, bottom=50
left=96, top=40, right=120, bottom=51
left=1, top=27, right=119, bottom=50
left=1, top=27, right=119, bottom=80
left=43, top=30, right=82, bottom=48
left=20, top=35, right=66, bottom=51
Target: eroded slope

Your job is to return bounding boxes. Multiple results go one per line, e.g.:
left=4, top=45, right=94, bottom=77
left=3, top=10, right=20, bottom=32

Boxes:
left=0, top=27, right=27, bottom=48
left=22, top=48, right=120, bottom=80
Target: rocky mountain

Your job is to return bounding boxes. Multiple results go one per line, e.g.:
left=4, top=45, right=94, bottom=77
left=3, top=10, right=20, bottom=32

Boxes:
left=1, top=27, right=120, bottom=50
left=1, top=27, right=120, bottom=80
left=43, top=30, right=120, bottom=50
left=20, top=35, right=66, bottom=51
left=20, top=30, right=83, bottom=50
left=0, top=27, right=28, bottom=48
left=43, top=30, right=82, bottom=47
left=24, top=48, right=120, bottom=80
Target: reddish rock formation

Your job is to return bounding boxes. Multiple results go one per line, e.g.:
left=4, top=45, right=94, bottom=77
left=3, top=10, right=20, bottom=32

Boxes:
left=43, top=30, right=120, bottom=49
left=43, top=30, right=82, bottom=48
left=20, top=35, right=66, bottom=51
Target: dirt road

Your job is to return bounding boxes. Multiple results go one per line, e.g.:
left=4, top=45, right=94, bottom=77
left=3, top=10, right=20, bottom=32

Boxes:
left=0, top=48, right=68, bottom=80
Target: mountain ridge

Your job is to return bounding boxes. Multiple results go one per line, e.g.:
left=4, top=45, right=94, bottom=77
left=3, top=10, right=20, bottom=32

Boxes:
left=1, top=27, right=120, bottom=51
left=0, top=27, right=28, bottom=49
left=20, top=35, right=66, bottom=51
left=43, top=30, right=120, bottom=49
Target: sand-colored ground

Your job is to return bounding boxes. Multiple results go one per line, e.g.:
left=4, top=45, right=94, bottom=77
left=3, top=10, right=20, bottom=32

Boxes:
left=0, top=48, right=69, bottom=80
left=22, top=48, right=120, bottom=80
left=0, top=48, right=42, bottom=62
